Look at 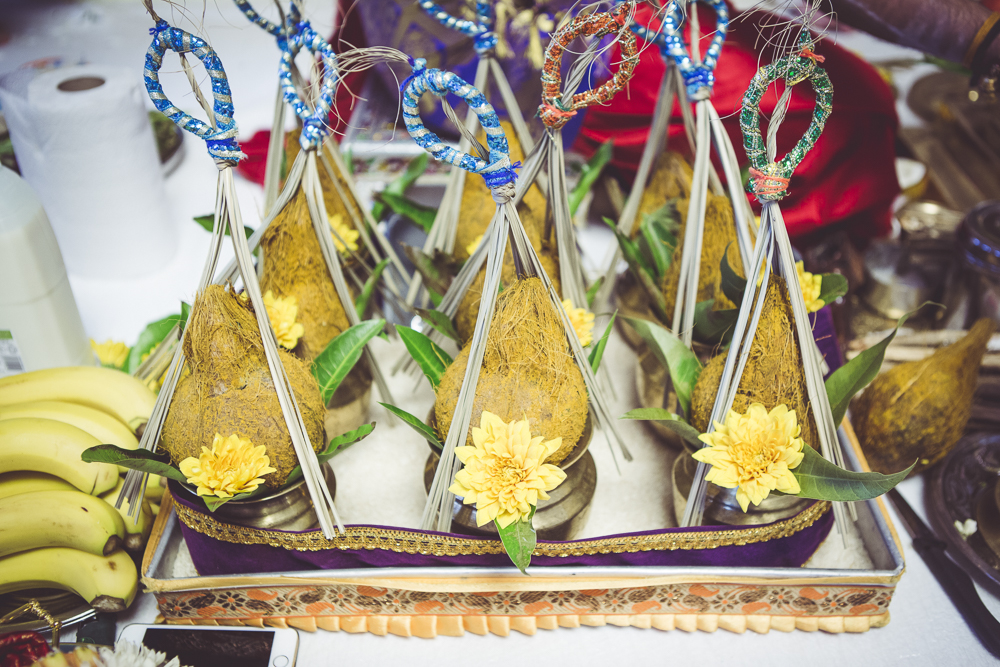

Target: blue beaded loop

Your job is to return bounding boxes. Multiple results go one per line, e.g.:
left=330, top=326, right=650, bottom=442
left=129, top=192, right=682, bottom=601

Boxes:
left=402, top=59, right=515, bottom=189
left=418, top=0, right=496, bottom=54
left=232, top=0, right=300, bottom=37
left=278, top=21, right=338, bottom=150
left=661, top=0, right=728, bottom=100
left=143, top=20, right=245, bottom=163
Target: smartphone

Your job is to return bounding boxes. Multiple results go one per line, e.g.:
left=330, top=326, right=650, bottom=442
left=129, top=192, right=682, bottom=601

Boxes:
left=118, top=624, right=298, bottom=667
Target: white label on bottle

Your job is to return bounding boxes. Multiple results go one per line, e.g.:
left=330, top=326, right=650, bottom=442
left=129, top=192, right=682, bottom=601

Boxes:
left=0, top=331, right=26, bottom=376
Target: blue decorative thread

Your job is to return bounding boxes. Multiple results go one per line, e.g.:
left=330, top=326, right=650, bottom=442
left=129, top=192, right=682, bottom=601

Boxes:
left=231, top=0, right=299, bottom=37
left=401, top=66, right=515, bottom=189
left=647, top=0, right=729, bottom=100
left=144, top=20, right=246, bottom=163
left=418, top=0, right=496, bottom=56
left=277, top=20, right=339, bottom=150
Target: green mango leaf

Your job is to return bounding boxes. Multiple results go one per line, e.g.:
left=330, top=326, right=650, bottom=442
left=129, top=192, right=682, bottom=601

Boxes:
left=824, top=308, right=922, bottom=427
left=588, top=311, right=616, bottom=373
left=624, top=317, right=702, bottom=416
left=396, top=325, right=453, bottom=389
left=719, top=244, right=748, bottom=306
left=81, top=445, right=187, bottom=484
left=605, top=218, right=668, bottom=320
left=285, top=422, right=376, bottom=485
left=379, top=403, right=442, bottom=451
left=193, top=214, right=254, bottom=239
left=569, top=141, right=612, bottom=216
left=586, top=276, right=604, bottom=309
left=376, top=192, right=436, bottom=232
left=125, top=312, right=186, bottom=374
left=428, top=288, right=443, bottom=308
left=372, top=153, right=428, bottom=220
left=693, top=299, right=739, bottom=345
left=415, top=308, right=460, bottom=342
left=818, top=273, right=849, bottom=306
left=355, top=258, right=390, bottom=319
left=619, top=407, right=704, bottom=449
left=312, top=320, right=385, bottom=404
left=344, top=145, right=354, bottom=176
left=495, top=505, right=536, bottom=574
left=403, top=246, right=454, bottom=296
left=792, top=445, right=914, bottom=501
left=636, top=207, right=679, bottom=283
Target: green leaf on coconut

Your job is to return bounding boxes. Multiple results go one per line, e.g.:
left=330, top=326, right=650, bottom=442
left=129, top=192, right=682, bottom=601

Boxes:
left=824, top=307, right=924, bottom=427
left=636, top=205, right=679, bottom=283
left=403, top=246, right=454, bottom=296
left=371, top=153, right=429, bottom=221
left=624, top=317, right=702, bottom=416
left=193, top=214, right=254, bottom=239
left=81, top=445, right=187, bottom=484
left=792, top=445, right=914, bottom=502
left=719, top=244, right=748, bottom=306
left=312, top=319, right=385, bottom=404
left=496, top=505, right=536, bottom=574
left=125, top=312, right=186, bottom=374
left=588, top=311, right=616, bottom=373
left=355, top=258, right=390, bottom=319
left=396, top=325, right=453, bottom=389
left=379, top=403, right=442, bottom=451
left=620, top=407, right=704, bottom=449
left=415, top=307, right=460, bottom=342
left=585, top=276, right=604, bottom=309
left=285, top=422, right=376, bottom=485
left=605, top=218, right=668, bottom=321
left=818, top=273, right=849, bottom=306
left=569, top=140, right=612, bottom=216
left=693, top=299, right=739, bottom=346
left=376, top=192, right=436, bottom=233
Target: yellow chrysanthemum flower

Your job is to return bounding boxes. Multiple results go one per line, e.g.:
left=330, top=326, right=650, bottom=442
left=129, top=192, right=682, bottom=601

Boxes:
left=796, top=261, right=824, bottom=313
left=465, top=234, right=484, bottom=257
left=262, top=290, right=305, bottom=350
left=562, top=299, right=595, bottom=347
left=91, top=339, right=129, bottom=369
left=449, top=411, right=567, bottom=529
left=329, top=213, right=359, bottom=254
left=179, top=433, right=276, bottom=499
left=692, top=403, right=805, bottom=512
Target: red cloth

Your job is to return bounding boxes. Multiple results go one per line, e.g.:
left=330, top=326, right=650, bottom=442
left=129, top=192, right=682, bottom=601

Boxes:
left=236, top=0, right=369, bottom=185
left=575, top=4, right=900, bottom=240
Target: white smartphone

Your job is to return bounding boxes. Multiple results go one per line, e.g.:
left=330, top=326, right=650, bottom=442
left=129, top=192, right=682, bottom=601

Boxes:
left=118, top=623, right=298, bottom=667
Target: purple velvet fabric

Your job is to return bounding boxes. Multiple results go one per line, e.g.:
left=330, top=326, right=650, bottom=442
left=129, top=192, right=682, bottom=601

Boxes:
left=172, top=486, right=833, bottom=576
left=812, top=306, right=844, bottom=375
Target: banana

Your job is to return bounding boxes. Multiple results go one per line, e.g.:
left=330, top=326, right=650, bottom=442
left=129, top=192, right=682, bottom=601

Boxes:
left=0, top=471, right=75, bottom=500
left=0, top=366, right=156, bottom=431
left=0, top=400, right=139, bottom=450
left=100, top=478, right=154, bottom=552
left=0, top=489, right=125, bottom=558
left=0, top=418, right=118, bottom=495
left=144, top=472, right=166, bottom=502
left=0, top=547, right=137, bottom=612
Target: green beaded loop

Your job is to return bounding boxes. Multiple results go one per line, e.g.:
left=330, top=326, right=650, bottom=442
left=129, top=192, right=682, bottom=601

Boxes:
left=740, top=45, right=833, bottom=202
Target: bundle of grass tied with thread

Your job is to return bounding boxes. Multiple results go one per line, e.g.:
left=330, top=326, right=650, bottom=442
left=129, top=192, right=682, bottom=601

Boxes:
left=437, top=277, right=588, bottom=466
left=160, top=285, right=326, bottom=488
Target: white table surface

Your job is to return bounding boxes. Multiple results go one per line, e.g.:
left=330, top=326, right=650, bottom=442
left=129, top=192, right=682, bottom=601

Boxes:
left=2, top=1, right=999, bottom=664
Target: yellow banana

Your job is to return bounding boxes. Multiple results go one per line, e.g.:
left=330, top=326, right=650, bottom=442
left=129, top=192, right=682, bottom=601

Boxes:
left=0, top=547, right=137, bottom=612
left=0, top=489, right=125, bottom=558
left=0, top=400, right=139, bottom=450
left=0, top=471, right=75, bottom=500
left=100, top=478, right=154, bottom=552
left=0, top=418, right=118, bottom=495
left=0, top=366, right=156, bottom=431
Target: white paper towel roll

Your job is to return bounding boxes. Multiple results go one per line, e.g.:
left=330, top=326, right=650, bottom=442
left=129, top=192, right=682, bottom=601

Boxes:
left=0, top=64, right=177, bottom=279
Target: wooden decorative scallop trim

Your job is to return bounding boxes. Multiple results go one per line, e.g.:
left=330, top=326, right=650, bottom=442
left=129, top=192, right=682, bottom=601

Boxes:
left=156, top=612, right=890, bottom=637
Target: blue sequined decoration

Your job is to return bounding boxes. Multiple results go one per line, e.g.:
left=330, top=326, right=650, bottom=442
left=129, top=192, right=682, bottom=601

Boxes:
left=636, top=0, right=728, bottom=100
left=277, top=21, right=339, bottom=150
left=417, top=0, right=496, bottom=55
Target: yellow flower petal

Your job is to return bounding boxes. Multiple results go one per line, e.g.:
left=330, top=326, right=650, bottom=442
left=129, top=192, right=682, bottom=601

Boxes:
left=182, top=433, right=276, bottom=498
left=329, top=214, right=359, bottom=254
left=562, top=299, right=595, bottom=347
left=91, top=339, right=129, bottom=369
left=465, top=234, right=484, bottom=258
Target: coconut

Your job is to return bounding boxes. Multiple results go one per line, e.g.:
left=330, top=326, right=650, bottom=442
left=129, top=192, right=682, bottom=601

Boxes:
left=160, top=285, right=326, bottom=488
left=661, top=192, right=744, bottom=318
left=259, top=188, right=352, bottom=361
left=853, top=318, right=995, bottom=475
left=436, top=277, right=587, bottom=465
left=631, top=151, right=693, bottom=240
left=690, top=276, right=819, bottom=449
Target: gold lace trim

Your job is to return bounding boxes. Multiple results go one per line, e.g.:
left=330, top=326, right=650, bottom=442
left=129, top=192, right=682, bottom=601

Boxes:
left=174, top=501, right=830, bottom=556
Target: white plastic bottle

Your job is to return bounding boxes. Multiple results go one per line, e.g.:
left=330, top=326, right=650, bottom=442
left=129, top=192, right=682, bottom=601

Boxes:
left=0, top=165, right=91, bottom=374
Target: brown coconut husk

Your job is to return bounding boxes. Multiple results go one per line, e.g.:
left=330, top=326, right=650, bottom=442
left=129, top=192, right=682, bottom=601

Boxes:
left=630, top=151, right=693, bottom=240
left=259, top=189, right=352, bottom=361
left=852, top=318, right=995, bottom=475
left=160, top=285, right=326, bottom=488
left=689, top=276, right=819, bottom=449
left=436, top=277, right=587, bottom=465
left=661, top=192, right=744, bottom=317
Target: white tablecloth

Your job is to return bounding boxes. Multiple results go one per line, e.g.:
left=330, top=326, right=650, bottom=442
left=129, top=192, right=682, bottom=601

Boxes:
left=2, top=2, right=999, bottom=664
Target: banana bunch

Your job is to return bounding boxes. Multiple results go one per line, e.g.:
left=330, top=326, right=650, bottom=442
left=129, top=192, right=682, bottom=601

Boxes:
left=0, top=366, right=158, bottom=614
